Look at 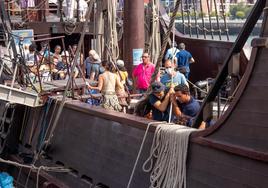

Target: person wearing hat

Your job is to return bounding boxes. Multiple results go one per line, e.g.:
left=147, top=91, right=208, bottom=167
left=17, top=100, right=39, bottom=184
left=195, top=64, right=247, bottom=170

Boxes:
left=84, top=49, right=101, bottom=80
left=116, top=59, right=129, bottom=106
left=148, top=81, right=174, bottom=121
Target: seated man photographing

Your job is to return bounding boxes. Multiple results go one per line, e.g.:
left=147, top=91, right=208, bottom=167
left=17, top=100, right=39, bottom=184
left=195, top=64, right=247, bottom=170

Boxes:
left=171, top=84, right=200, bottom=127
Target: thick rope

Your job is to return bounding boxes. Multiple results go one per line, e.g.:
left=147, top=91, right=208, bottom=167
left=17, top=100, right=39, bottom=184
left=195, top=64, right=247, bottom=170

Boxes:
left=146, top=0, right=161, bottom=65
left=105, top=0, right=119, bottom=61
left=142, top=123, right=198, bottom=188
left=149, top=0, right=181, bottom=88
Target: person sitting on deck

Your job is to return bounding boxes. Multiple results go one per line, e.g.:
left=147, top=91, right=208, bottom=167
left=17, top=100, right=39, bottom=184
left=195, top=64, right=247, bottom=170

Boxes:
left=175, top=43, right=195, bottom=79
left=84, top=50, right=101, bottom=81
left=161, top=59, right=188, bottom=90
left=170, top=84, right=200, bottom=127
left=87, top=60, right=123, bottom=111
left=54, top=51, right=70, bottom=80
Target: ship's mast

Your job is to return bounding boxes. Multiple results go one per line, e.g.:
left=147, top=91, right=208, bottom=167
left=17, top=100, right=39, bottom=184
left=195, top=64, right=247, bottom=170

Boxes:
left=123, top=0, right=145, bottom=73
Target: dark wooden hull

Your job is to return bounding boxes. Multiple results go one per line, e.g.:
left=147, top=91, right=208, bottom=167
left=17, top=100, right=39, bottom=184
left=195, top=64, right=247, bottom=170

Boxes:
left=1, top=95, right=266, bottom=188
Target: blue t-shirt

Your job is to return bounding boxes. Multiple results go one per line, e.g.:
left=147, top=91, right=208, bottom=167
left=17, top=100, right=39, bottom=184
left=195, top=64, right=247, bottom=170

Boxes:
left=176, top=50, right=192, bottom=72
left=149, top=94, right=170, bottom=121
left=160, top=72, right=187, bottom=89
left=177, top=97, right=200, bottom=126
left=164, top=47, right=179, bottom=60
left=56, top=61, right=66, bottom=70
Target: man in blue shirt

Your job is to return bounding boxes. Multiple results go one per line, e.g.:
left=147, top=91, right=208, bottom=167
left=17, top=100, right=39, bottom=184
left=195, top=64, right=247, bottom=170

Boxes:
left=176, top=43, right=195, bottom=79
left=148, top=82, right=174, bottom=121
left=164, top=42, right=180, bottom=61
left=161, top=59, right=188, bottom=89
left=171, top=84, right=200, bottom=127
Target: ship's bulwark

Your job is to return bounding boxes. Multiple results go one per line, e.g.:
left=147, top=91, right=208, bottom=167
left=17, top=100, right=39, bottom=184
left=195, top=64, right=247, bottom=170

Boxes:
left=2, top=93, right=268, bottom=187
left=6, top=100, right=156, bottom=187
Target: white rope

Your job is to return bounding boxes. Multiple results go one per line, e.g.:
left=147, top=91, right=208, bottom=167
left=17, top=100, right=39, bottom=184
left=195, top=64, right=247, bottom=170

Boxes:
left=142, top=123, right=198, bottom=188
left=0, top=157, right=70, bottom=172
left=106, top=0, right=119, bottom=61
left=0, top=157, right=70, bottom=187
left=148, top=0, right=161, bottom=64
left=127, top=121, right=165, bottom=188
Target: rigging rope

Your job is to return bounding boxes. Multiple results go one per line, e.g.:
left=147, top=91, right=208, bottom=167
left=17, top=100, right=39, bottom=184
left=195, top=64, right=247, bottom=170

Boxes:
left=149, top=0, right=181, bottom=88
left=147, top=0, right=161, bottom=65
left=104, top=0, right=119, bottom=61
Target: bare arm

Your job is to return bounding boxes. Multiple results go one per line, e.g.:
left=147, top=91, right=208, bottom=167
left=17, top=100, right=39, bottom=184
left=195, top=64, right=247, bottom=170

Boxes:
left=171, top=96, right=192, bottom=120
left=171, top=96, right=182, bottom=117
left=153, top=93, right=171, bottom=112
left=153, top=88, right=174, bottom=112
left=190, top=57, right=195, bottom=63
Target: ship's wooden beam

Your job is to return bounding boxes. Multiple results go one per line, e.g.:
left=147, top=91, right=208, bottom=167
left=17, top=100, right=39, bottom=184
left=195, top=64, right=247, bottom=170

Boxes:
left=13, top=22, right=95, bottom=35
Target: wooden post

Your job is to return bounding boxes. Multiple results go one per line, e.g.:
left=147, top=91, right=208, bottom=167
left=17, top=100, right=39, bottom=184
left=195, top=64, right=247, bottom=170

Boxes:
left=123, top=0, right=145, bottom=74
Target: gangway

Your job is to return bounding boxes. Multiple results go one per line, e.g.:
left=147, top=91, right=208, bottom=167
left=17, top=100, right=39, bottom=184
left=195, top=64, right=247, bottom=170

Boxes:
left=0, top=0, right=41, bottom=107
left=0, top=84, right=40, bottom=107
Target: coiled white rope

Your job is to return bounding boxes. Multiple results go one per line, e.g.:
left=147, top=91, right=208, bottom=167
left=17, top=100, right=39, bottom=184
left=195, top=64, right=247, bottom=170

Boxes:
left=127, top=122, right=198, bottom=188
left=143, top=123, right=198, bottom=188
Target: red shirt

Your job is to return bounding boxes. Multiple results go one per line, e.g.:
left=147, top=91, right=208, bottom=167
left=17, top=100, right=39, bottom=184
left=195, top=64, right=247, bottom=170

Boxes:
left=133, top=63, right=155, bottom=90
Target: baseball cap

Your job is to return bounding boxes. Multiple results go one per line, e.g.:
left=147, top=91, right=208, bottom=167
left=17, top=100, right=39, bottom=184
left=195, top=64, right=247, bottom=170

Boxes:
left=116, top=59, right=124, bottom=67
left=152, top=82, right=165, bottom=93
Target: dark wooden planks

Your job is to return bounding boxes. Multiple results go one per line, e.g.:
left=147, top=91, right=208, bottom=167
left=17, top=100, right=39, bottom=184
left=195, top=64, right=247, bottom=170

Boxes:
left=43, top=101, right=154, bottom=188
left=208, top=48, right=268, bottom=153
left=187, top=144, right=268, bottom=188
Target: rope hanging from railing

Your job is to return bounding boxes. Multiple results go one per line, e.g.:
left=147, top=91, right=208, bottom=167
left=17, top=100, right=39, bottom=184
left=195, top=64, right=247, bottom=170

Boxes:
left=142, top=123, right=198, bottom=188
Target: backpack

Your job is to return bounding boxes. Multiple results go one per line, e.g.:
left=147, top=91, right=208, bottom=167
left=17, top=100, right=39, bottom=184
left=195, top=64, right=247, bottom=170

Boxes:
left=134, top=96, right=152, bottom=117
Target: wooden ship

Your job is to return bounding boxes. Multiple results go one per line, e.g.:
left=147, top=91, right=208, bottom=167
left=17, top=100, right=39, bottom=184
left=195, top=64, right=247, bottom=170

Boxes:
left=0, top=0, right=267, bottom=187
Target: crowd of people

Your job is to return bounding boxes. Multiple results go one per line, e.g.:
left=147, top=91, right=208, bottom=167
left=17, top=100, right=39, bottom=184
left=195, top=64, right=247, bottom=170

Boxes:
left=24, top=43, right=81, bottom=83
left=23, top=41, right=202, bottom=127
